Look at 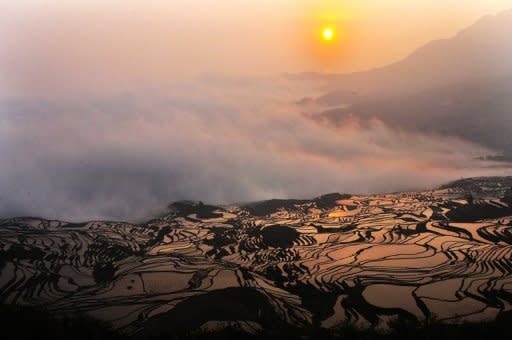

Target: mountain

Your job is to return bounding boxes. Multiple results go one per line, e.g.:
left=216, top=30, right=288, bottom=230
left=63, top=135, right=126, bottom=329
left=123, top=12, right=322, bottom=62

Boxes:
left=304, top=10, right=512, bottom=161
left=2, top=177, right=512, bottom=336
left=318, top=9, right=512, bottom=97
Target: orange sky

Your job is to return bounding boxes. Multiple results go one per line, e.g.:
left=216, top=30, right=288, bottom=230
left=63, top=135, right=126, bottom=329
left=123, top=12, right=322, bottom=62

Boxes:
left=1, top=1, right=511, bottom=95
left=1, top=1, right=512, bottom=220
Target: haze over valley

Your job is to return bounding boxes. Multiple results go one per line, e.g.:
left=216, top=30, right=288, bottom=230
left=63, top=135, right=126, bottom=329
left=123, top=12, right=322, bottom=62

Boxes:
left=2, top=7, right=512, bottom=222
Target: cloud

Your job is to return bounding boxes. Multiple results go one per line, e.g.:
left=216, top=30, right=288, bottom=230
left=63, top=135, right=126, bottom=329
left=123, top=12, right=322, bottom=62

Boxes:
left=0, top=76, right=505, bottom=222
left=317, top=74, right=512, bottom=161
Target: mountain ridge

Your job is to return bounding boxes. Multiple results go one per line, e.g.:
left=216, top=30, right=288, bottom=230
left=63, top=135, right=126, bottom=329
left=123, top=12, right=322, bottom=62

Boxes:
left=297, top=9, right=512, bottom=97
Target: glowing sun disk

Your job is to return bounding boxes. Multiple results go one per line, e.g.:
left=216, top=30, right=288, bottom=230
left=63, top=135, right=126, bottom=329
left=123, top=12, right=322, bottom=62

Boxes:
left=322, top=27, right=334, bottom=41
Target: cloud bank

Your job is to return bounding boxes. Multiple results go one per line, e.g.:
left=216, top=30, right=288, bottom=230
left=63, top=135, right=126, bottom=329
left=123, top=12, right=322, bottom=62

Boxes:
left=0, top=76, right=506, bottom=222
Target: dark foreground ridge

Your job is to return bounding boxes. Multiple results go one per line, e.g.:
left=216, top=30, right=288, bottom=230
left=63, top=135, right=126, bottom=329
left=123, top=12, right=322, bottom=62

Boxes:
left=2, top=177, right=512, bottom=338
left=3, top=304, right=512, bottom=340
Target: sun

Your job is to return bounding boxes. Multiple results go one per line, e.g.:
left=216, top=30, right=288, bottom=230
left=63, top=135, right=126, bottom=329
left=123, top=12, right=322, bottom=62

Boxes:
left=322, top=27, right=334, bottom=42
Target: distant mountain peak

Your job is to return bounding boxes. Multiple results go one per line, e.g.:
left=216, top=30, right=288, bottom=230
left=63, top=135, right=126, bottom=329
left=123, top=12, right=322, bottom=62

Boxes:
left=310, top=8, right=512, bottom=97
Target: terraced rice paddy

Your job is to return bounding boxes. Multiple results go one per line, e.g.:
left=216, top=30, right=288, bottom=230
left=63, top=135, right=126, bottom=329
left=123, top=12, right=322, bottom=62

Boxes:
left=2, top=177, right=512, bottom=336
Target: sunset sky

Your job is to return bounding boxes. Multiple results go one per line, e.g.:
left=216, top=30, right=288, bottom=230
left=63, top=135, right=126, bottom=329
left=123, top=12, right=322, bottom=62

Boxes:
left=1, top=1, right=512, bottom=221
left=2, top=0, right=512, bottom=95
